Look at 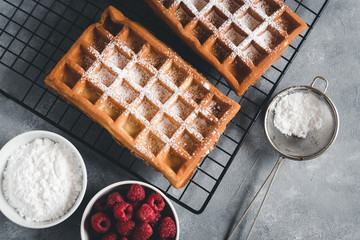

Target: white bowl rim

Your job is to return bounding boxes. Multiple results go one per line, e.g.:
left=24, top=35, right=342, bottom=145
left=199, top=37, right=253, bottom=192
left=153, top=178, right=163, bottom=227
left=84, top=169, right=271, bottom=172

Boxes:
left=80, top=180, right=180, bottom=240
left=0, top=130, right=87, bottom=229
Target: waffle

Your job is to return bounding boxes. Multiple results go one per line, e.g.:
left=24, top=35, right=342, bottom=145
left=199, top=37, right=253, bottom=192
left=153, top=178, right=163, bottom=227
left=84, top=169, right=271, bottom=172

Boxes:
left=145, top=0, right=307, bottom=96
left=45, top=6, right=240, bottom=189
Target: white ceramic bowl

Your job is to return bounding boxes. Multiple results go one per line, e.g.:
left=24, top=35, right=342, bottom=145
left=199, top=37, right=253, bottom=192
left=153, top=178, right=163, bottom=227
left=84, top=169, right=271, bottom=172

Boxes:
left=0, top=130, right=87, bottom=228
left=81, top=180, right=180, bottom=240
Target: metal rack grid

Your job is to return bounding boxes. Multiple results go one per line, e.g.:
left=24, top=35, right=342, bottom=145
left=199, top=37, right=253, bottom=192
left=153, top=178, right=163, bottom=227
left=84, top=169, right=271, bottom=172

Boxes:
left=0, top=0, right=329, bottom=214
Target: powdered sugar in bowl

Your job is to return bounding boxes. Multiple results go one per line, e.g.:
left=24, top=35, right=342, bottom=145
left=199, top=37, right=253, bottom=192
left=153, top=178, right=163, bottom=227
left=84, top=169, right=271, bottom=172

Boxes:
left=0, top=130, right=87, bottom=228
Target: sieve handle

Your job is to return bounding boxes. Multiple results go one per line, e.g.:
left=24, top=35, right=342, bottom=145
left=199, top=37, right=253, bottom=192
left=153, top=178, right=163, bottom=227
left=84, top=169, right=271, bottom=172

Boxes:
left=310, top=76, right=328, bottom=93
left=227, top=156, right=284, bottom=240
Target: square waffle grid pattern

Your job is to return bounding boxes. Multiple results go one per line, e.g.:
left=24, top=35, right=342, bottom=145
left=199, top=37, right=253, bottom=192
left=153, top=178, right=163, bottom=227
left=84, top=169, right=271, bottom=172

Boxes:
left=146, top=0, right=307, bottom=96
left=46, top=10, right=239, bottom=189
left=0, top=0, right=329, bottom=214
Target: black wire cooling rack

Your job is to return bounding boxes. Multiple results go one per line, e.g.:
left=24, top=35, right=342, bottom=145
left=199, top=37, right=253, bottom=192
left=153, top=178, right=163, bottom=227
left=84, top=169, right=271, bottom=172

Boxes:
left=0, top=0, right=329, bottom=214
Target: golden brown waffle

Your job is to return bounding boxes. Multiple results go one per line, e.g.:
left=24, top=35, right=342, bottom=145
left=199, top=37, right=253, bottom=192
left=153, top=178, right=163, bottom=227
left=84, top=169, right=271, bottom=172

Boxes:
left=145, top=0, right=307, bottom=96
left=45, top=6, right=240, bottom=189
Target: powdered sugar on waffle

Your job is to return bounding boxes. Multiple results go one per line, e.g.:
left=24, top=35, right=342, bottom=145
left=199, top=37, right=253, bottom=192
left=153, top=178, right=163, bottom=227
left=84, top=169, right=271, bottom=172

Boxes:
left=108, top=49, right=129, bottom=69
left=82, top=26, right=234, bottom=159
left=158, top=116, right=179, bottom=137
left=94, top=66, right=116, bottom=87
left=172, top=0, right=286, bottom=65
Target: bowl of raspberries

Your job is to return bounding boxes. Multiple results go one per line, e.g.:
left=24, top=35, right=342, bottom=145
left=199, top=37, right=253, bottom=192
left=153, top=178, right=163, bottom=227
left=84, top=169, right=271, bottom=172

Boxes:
left=81, top=180, right=179, bottom=240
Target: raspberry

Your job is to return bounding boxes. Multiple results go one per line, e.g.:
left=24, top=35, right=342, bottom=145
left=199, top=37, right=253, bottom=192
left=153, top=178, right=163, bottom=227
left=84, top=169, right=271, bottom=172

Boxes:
left=120, top=238, right=128, bottom=240
left=107, top=192, right=124, bottom=208
left=88, top=227, right=102, bottom=239
left=94, top=196, right=110, bottom=212
left=158, top=217, right=176, bottom=239
left=91, top=212, right=111, bottom=233
left=127, top=184, right=145, bottom=202
left=113, top=202, right=133, bottom=221
left=102, top=232, right=118, bottom=240
left=136, top=203, right=156, bottom=223
left=132, top=222, right=153, bottom=240
left=116, top=220, right=135, bottom=236
left=149, top=212, right=161, bottom=228
left=146, top=193, right=165, bottom=213
left=130, top=201, right=142, bottom=212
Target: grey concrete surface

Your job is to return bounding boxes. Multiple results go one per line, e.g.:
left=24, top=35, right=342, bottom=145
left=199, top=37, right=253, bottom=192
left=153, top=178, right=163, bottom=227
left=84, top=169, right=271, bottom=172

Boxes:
left=1, top=0, right=360, bottom=239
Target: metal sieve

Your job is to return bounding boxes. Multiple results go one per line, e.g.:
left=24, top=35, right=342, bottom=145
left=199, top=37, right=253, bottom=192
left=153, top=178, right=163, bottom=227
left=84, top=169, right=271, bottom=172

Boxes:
left=228, top=76, right=339, bottom=240
left=264, top=76, right=339, bottom=160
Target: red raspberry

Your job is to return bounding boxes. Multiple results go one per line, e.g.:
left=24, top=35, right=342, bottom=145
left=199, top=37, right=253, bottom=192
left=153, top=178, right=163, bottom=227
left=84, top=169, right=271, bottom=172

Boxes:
left=113, top=202, right=133, bottom=221
left=149, top=212, right=161, bottom=228
left=107, top=192, right=124, bottom=208
left=102, top=232, right=118, bottom=240
left=132, top=222, right=153, bottom=240
left=136, top=203, right=155, bottom=223
left=88, top=226, right=102, bottom=239
left=94, top=196, right=110, bottom=212
left=130, top=201, right=142, bottom=212
left=116, top=220, right=135, bottom=236
left=146, top=193, right=165, bottom=213
left=127, top=184, right=145, bottom=202
left=91, top=212, right=111, bottom=233
left=158, top=217, right=176, bottom=239
left=120, top=238, right=128, bottom=240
